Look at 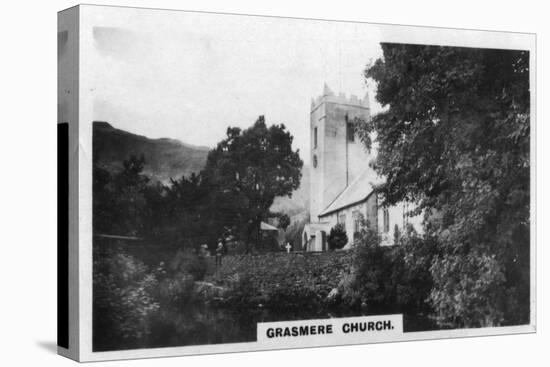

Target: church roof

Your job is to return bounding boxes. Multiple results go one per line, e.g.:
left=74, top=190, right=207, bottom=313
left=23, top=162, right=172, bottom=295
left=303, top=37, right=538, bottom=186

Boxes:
left=318, top=167, right=382, bottom=218
left=260, top=221, right=279, bottom=231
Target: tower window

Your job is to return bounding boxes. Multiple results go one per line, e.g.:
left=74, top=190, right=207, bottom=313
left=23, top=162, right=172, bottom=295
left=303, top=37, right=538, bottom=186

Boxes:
left=347, top=121, right=355, bottom=142
left=383, top=208, right=390, bottom=233
left=314, top=127, right=318, bottom=149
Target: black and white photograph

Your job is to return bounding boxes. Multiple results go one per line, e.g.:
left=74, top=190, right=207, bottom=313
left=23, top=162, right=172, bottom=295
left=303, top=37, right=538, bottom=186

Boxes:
left=55, top=3, right=536, bottom=362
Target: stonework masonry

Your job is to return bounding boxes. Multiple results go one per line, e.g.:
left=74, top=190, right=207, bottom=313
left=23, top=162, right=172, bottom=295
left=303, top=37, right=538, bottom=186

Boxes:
left=309, top=84, right=371, bottom=223
left=303, top=84, right=422, bottom=251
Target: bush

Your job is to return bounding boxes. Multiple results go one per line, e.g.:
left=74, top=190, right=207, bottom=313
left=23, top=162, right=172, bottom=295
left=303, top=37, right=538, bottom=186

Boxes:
left=93, top=247, right=160, bottom=351
left=396, top=226, right=438, bottom=313
left=158, top=272, right=196, bottom=307
left=429, top=251, right=506, bottom=327
left=344, top=229, right=402, bottom=309
left=170, top=250, right=208, bottom=281
left=223, top=272, right=262, bottom=308
left=328, top=223, right=348, bottom=250
left=342, top=225, right=436, bottom=314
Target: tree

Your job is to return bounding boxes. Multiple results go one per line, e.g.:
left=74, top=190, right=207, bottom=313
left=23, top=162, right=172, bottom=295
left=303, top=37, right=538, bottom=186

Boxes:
left=110, top=155, right=150, bottom=236
left=93, top=151, right=115, bottom=234
left=358, top=44, right=530, bottom=327
left=93, top=154, right=150, bottom=236
left=143, top=172, right=209, bottom=248
left=278, top=214, right=291, bottom=231
left=344, top=226, right=402, bottom=309
left=328, top=223, right=348, bottom=250
left=202, top=116, right=303, bottom=250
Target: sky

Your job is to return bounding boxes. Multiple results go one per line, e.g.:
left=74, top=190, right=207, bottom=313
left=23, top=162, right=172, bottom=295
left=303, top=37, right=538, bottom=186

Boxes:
left=86, top=9, right=385, bottom=162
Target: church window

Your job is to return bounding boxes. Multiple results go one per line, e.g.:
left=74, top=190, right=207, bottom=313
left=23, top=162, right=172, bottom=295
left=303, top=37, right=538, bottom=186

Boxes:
left=338, top=213, right=346, bottom=229
left=314, top=127, right=318, bottom=149
left=383, top=208, right=390, bottom=233
left=353, top=210, right=361, bottom=234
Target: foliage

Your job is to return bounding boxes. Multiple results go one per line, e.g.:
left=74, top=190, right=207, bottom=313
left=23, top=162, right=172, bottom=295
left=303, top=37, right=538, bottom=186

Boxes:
left=92, top=116, right=306, bottom=349
left=223, top=272, right=262, bottom=308
left=343, top=227, right=401, bottom=309
left=93, top=246, right=160, bottom=351
left=93, top=116, right=303, bottom=253
left=157, top=272, right=196, bottom=308
left=278, top=214, right=291, bottom=231
left=358, top=44, right=530, bottom=327
left=202, top=116, right=303, bottom=249
left=429, top=251, right=506, bottom=327
left=342, top=225, right=436, bottom=314
left=328, top=223, right=348, bottom=250
left=397, top=225, right=438, bottom=313
left=170, top=250, right=208, bottom=281
left=93, top=154, right=150, bottom=236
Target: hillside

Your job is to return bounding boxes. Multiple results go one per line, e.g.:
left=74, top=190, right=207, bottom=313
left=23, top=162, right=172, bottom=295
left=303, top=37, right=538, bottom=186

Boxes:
left=270, top=165, right=310, bottom=218
left=93, top=121, right=310, bottom=217
left=93, top=121, right=210, bottom=183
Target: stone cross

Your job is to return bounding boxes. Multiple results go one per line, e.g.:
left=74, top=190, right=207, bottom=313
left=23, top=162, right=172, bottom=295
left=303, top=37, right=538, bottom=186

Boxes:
left=285, top=242, right=291, bottom=253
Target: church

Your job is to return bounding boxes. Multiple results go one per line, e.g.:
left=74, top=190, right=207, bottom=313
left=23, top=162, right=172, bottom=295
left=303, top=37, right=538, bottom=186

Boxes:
left=302, top=84, right=422, bottom=251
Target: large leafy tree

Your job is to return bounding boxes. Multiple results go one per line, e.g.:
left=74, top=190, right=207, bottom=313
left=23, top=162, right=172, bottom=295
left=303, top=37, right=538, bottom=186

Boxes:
left=358, top=44, right=530, bottom=327
left=93, top=154, right=150, bottom=236
left=202, top=116, right=303, bottom=250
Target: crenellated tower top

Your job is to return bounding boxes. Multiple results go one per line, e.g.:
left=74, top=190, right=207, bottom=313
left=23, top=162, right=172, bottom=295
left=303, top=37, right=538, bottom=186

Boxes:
left=310, top=83, right=370, bottom=112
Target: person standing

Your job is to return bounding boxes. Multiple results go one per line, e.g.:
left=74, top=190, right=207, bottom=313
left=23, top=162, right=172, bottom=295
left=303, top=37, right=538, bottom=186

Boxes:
left=215, top=239, right=224, bottom=267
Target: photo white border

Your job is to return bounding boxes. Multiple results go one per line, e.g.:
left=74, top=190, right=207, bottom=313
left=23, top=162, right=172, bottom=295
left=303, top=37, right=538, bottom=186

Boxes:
left=71, top=4, right=536, bottom=361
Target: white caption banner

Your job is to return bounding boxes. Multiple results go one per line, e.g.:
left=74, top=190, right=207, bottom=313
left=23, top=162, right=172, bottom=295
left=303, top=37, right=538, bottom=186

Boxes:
left=257, top=314, right=403, bottom=347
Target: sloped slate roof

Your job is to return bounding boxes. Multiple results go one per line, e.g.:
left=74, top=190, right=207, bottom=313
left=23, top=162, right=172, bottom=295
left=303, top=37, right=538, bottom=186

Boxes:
left=260, top=221, right=279, bottom=231
left=319, top=167, right=382, bottom=217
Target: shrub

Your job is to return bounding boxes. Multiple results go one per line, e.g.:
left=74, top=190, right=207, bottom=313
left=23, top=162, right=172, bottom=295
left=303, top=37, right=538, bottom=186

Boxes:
left=342, top=225, right=436, bottom=314
left=328, top=223, right=348, bottom=250
left=396, top=226, right=438, bottom=313
left=429, top=251, right=506, bottom=327
left=223, top=272, right=262, bottom=308
left=93, top=247, right=160, bottom=350
left=158, top=272, right=196, bottom=307
left=345, top=229, right=403, bottom=309
left=278, top=214, right=291, bottom=231
left=170, top=250, right=208, bottom=281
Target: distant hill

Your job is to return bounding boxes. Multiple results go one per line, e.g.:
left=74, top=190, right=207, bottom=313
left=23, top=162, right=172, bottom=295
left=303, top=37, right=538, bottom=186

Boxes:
left=93, top=121, right=210, bottom=183
left=93, top=121, right=310, bottom=217
left=270, top=165, right=310, bottom=219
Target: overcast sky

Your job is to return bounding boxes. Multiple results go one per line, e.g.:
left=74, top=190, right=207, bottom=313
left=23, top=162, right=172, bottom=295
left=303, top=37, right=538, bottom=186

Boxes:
left=86, top=10, right=385, bottom=162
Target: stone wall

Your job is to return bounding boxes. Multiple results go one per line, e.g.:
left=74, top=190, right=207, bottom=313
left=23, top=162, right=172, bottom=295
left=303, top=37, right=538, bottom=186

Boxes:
left=206, top=251, right=355, bottom=302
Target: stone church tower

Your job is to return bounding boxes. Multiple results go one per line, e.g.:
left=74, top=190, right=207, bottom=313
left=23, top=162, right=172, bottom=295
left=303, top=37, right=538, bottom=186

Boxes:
left=309, top=84, right=371, bottom=222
